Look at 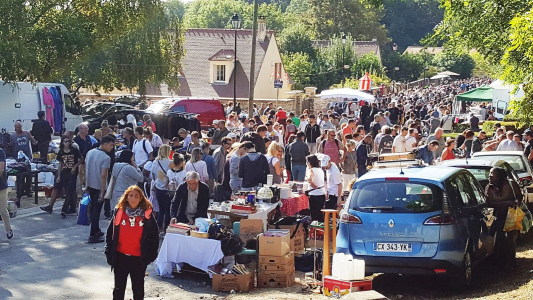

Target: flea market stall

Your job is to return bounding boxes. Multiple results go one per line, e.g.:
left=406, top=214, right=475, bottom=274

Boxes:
left=317, top=88, right=376, bottom=117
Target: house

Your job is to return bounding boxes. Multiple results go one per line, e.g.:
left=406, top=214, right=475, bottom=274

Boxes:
left=146, top=18, right=292, bottom=103
left=312, top=40, right=381, bottom=61
left=403, top=46, right=444, bottom=55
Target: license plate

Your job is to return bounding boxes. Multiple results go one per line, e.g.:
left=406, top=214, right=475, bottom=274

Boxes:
left=375, top=243, right=412, bottom=252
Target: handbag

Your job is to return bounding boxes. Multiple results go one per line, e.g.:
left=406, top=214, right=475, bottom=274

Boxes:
left=77, top=192, right=91, bottom=226
left=104, top=165, right=126, bottom=200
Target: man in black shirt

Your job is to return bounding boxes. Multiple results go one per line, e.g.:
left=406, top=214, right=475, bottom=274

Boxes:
left=388, top=104, right=400, bottom=125
left=469, top=113, right=480, bottom=132
left=31, top=111, right=53, bottom=161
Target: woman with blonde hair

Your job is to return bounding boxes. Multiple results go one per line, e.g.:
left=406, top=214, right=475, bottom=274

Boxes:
left=105, top=185, right=159, bottom=300
left=151, top=145, right=172, bottom=233
left=265, top=141, right=283, bottom=185
left=185, top=148, right=209, bottom=182
left=143, top=126, right=163, bottom=155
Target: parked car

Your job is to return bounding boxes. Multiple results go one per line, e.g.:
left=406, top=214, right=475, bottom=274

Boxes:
left=336, top=166, right=495, bottom=291
left=471, top=151, right=533, bottom=202
left=82, top=103, right=135, bottom=121
left=438, top=159, right=526, bottom=190
left=146, top=97, right=225, bottom=130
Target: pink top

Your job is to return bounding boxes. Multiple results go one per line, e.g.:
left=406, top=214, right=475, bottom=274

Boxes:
left=42, top=88, right=55, bottom=130
left=323, top=140, right=340, bottom=163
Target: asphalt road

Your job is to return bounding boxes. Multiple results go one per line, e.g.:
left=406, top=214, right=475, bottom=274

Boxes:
left=0, top=203, right=221, bottom=300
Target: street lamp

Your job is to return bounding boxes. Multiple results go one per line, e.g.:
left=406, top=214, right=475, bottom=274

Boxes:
left=393, top=67, right=399, bottom=93
left=231, top=13, right=241, bottom=108
left=392, top=43, right=398, bottom=51
left=341, top=33, right=347, bottom=88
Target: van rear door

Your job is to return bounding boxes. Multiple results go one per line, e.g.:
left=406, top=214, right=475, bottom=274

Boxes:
left=19, top=83, right=42, bottom=131
left=0, top=82, right=21, bottom=130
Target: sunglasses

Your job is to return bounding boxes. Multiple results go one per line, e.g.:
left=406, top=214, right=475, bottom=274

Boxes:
left=63, top=141, right=71, bottom=144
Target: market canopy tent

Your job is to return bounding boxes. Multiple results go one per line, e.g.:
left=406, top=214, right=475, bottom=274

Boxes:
left=430, top=74, right=450, bottom=80
left=319, top=88, right=375, bottom=102
left=456, top=85, right=493, bottom=102
left=438, top=71, right=460, bottom=76
left=358, top=72, right=372, bottom=90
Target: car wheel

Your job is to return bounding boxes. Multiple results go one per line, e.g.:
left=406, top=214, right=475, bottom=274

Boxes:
left=450, top=251, right=472, bottom=292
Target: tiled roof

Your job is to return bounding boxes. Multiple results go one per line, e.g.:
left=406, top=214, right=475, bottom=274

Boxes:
left=208, top=49, right=235, bottom=61
left=155, top=28, right=271, bottom=99
left=312, top=40, right=381, bottom=58
left=403, top=46, right=444, bottom=55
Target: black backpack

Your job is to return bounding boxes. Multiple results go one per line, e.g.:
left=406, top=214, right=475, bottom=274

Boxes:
left=208, top=221, right=244, bottom=256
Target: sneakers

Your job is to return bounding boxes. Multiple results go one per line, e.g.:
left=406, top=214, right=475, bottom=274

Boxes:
left=6, top=230, right=13, bottom=240
left=66, top=211, right=77, bottom=216
left=87, top=236, right=104, bottom=243
left=40, top=206, right=53, bottom=213
left=96, top=231, right=105, bottom=238
left=60, top=212, right=66, bottom=218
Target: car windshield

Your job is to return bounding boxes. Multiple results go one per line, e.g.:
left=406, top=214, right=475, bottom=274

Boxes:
left=475, top=155, right=527, bottom=173
left=350, top=181, right=442, bottom=213
left=146, top=101, right=172, bottom=113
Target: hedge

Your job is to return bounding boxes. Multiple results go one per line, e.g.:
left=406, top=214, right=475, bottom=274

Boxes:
left=482, top=121, right=524, bottom=134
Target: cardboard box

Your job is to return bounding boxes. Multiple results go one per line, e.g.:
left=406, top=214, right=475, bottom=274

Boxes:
left=212, top=273, right=254, bottom=292
left=257, top=270, right=295, bottom=288
left=258, top=231, right=291, bottom=257
left=240, top=219, right=263, bottom=243
left=259, top=252, right=295, bottom=274
left=268, top=224, right=305, bottom=252
left=323, top=276, right=372, bottom=298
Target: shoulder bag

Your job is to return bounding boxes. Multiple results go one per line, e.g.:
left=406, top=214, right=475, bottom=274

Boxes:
left=104, top=164, right=127, bottom=200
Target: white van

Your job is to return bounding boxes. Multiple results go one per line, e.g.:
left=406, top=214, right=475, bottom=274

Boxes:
left=0, top=81, right=82, bottom=133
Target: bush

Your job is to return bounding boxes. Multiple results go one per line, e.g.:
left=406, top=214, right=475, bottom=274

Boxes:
left=482, top=121, right=524, bottom=133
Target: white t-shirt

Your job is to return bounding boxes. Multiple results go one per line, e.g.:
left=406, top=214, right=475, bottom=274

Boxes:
left=392, top=135, right=407, bottom=152
left=133, top=138, right=153, bottom=166
left=326, top=164, right=342, bottom=196
left=497, top=139, right=521, bottom=151
left=185, top=161, right=209, bottom=182
left=265, top=155, right=279, bottom=166
left=405, top=136, right=417, bottom=151
left=299, top=120, right=309, bottom=132
left=306, top=167, right=325, bottom=196
left=167, top=169, right=186, bottom=188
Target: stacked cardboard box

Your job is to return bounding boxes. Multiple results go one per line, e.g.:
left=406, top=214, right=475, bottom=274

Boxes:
left=267, top=224, right=305, bottom=252
left=257, top=230, right=295, bottom=288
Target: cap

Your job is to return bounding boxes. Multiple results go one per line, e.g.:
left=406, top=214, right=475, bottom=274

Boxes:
left=514, top=133, right=520, bottom=137
left=212, top=120, right=219, bottom=125
left=320, top=155, right=331, bottom=167
left=228, top=132, right=237, bottom=139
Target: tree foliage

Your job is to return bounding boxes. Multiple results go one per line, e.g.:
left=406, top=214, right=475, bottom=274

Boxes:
left=279, top=24, right=316, bottom=58
left=432, top=52, right=475, bottom=79
left=282, top=52, right=313, bottom=90
left=382, top=51, right=424, bottom=82
left=306, top=0, right=388, bottom=42
left=351, top=53, right=385, bottom=78
left=0, top=0, right=185, bottom=96
left=381, top=0, right=443, bottom=51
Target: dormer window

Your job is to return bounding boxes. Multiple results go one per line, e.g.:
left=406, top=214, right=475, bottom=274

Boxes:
left=215, top=65, right=226, bottom=82
left=209, top=49, right=235, bottom=84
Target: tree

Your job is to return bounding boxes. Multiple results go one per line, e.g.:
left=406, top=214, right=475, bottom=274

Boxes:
left=0, top=0, right=185, bottom=96
left=282, top=52, right=314, bottom=90
left=164, top=0, right=186, bottom=22
left=381, top=0, right=443, bottom=51
left=351, top=53, right=385, bottom=78
left=382, top=50, right=425, bottom=82
left=432, top=52, right=475, bottom=79
left=278, top=24, right=316, bottom=58
left=306, top=0, right=388, bottom=43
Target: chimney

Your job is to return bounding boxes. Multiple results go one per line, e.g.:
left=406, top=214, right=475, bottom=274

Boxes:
left=258, top=16, right=266, bottom=42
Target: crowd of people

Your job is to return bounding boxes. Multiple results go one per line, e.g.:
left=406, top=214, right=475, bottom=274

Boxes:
left=0, top=77, right=530, bottom=298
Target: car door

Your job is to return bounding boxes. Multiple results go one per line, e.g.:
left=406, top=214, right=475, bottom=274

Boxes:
left=463, top=172, right=495, bottom=257
left=446, top=173, right=485, bottom=261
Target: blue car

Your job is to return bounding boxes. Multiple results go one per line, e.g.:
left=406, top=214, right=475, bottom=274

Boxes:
left=336, top=166, right=495, bottom=291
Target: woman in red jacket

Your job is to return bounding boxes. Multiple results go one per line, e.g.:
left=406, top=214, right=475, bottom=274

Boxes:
left=105, top=185, right=159, bottom=300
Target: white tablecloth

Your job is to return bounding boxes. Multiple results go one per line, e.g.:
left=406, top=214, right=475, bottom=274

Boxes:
left=156, top=233, right=224, bottom=278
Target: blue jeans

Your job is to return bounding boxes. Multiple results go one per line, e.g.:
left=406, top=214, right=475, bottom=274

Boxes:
left=155, top=188, right=171, bottom=231
left=291, top=164, right=306, bottom=181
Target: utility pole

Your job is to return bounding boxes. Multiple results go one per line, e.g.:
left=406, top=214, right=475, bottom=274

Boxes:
left=248, top=0, right=258, bottom=116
